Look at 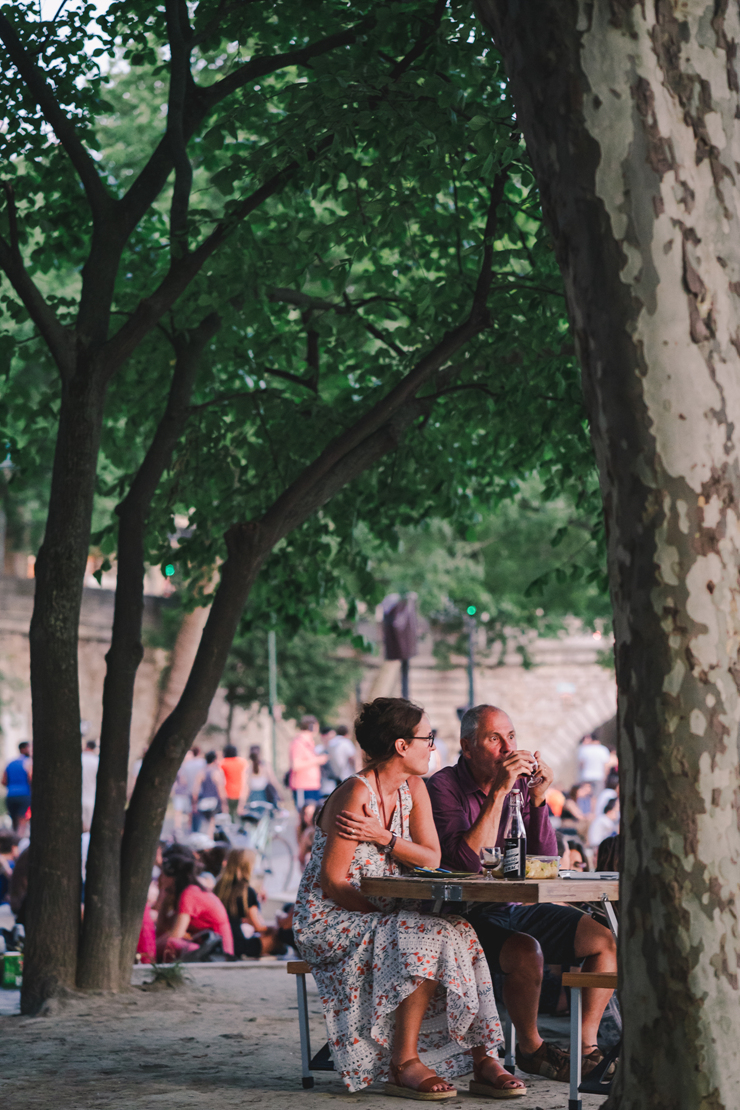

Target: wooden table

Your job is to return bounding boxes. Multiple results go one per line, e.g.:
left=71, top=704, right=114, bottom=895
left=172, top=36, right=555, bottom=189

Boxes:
left=361, top=874, right=619, bottom=915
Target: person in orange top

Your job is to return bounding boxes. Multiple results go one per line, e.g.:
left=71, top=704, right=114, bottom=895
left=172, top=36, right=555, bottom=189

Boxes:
left=221, top=745, right=249, bottom=820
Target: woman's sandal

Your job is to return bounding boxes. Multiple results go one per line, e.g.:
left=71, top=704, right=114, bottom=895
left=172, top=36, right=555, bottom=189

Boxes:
left=384, top=1057, right=457, bottom=1101
left=469, top=1060, right=527, bottom=1100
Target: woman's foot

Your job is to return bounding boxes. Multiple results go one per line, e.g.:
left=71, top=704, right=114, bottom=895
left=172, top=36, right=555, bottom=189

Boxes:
left=470, top=1056, right=527, bottom=1099
left=386, top=1057, right=456, bottom=1100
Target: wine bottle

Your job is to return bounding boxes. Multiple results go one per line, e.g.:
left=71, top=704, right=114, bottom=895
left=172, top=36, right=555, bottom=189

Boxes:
left=502, top=788, right=527, bottom=879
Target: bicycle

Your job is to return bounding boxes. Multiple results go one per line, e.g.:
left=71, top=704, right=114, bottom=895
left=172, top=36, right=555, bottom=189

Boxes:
left=215, top=802, right=296, bottom=894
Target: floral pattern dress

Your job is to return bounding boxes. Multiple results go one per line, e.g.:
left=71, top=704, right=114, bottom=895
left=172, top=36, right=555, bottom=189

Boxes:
left=294, top=773, right=502, bottom=1092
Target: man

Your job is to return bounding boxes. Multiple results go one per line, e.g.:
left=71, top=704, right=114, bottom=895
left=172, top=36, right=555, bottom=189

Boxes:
left=288, top=715, right=328, bottom=809
left=577, top=734, right=613, bottom=802
left=2, top=741, right=32, bottom=835
left=221, top=744, right=249, bottom=820
left=326, top=724, right=356, bottom=784
left=427, top=705, right=617, bottom=1083
left=81, top=739, right=99, bottom=833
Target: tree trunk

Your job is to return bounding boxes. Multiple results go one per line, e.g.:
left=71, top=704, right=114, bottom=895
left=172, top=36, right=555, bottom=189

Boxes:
left=78, top=324, right=216, bottom=992
left=23, top=369, right=106, bottom=1013
left=479, top=3, right=740, bottom=1106
left=118, top=523, right=269, bottom=982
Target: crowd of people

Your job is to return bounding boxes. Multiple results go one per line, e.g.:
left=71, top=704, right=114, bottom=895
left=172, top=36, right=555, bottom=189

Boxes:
left=543, top=733, right=621, bottom=872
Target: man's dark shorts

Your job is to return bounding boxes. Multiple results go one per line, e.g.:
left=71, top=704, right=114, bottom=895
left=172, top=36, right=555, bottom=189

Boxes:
left=6, top=796, right=31, bottom=826
left=466, top=902, right=585, bottom=972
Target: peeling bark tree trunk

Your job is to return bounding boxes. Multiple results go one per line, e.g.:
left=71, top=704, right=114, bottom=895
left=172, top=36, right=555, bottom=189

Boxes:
left=479, top=3, right=740, bottom=1106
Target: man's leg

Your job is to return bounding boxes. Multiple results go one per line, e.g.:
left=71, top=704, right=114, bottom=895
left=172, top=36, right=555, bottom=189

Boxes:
left=573, top=914, right=617, bottom=1050
left=498, top=932, right=544, bottom=1055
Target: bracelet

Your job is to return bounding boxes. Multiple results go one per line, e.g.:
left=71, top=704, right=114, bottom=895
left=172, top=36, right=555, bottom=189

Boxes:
left=387, top=832, right=397, bottom=853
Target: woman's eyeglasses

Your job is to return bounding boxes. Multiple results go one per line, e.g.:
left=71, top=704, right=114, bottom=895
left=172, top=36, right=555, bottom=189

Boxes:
left=412, top=734, right=435, bottom=748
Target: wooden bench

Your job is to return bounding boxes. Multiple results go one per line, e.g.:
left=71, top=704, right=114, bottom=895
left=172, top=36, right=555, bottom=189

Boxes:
left=562, top=971, right=619, bottom=1110
left=287, top=961, right=334, bottom=1088
left=287, top=960, right=518, bottom=1089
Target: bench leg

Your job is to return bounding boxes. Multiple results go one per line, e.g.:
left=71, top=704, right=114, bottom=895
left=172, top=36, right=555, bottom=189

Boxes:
left=503, top=1010, right=516, bottom=1074
left=296, top=972, right=314, bottom=1089
left=600, top=894, right=619, bottom=940
left=569, top=985, right=582, bottom=1110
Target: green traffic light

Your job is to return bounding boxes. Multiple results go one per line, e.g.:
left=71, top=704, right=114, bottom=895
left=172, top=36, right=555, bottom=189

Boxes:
left=164, top=564, right=175, bottom=577
left=466, top=605, right=477, bottom=616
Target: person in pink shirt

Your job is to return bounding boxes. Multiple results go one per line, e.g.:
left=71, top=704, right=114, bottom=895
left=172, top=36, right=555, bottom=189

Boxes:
left=156, top=845, right=234, bottom=961
left=288, top=715, right=328, bottom=808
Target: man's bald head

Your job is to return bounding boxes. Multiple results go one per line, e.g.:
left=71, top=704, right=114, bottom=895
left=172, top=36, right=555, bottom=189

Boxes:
left=460, top=704, right=508, bottom=747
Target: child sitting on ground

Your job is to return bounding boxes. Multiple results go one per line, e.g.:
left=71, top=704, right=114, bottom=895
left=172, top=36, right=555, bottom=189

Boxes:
left=214, top=848, right=294, bottom=958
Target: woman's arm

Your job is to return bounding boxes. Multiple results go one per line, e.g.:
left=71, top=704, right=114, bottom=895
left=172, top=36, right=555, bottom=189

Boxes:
left=246, top=903, right=269, bottom=934
left=167, top=911, right=192, bottom=941
left=319, top=780, right=379, bottom=913
left=191, top=770, right=204, bottom=804
left=334, top=776, right=441, bottom=869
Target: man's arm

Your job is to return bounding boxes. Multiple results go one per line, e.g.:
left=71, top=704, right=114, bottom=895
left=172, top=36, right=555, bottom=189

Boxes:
left=427, top=772, right=485, bottom=872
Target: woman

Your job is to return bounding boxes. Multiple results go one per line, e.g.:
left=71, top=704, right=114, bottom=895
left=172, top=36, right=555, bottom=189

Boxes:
left=155, top=846, right=234, bottom=961
left=192, top=750, right=227, bottom=836
left=295, top=697, right=525, bottom=1099
left=215, top=848, right=292, bottom=958
left=247, top=745, right=281, bottom=806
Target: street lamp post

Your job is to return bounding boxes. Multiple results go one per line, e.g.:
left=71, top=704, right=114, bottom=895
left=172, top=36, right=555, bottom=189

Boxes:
left=465, top=606, right=477, bottom=708
left=268, top=629, right=278, bottom=773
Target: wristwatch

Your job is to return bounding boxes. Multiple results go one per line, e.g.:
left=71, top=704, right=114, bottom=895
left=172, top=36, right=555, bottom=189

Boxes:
left=387, top=832, right=397, bottom=853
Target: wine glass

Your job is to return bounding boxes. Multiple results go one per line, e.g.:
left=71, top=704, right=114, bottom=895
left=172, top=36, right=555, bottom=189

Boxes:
left=480, top=847, right=502, bottom=873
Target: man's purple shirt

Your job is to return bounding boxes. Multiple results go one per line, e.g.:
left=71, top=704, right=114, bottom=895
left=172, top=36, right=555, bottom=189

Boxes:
left=427, top=755, right=557, bottom=872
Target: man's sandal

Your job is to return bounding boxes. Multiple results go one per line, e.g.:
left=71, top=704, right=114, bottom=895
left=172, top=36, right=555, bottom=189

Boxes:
left=469, top=1060, right=527, bottom=1099
left=582, top=1045, right=617, bottom=1079
left=515, top=1040, right=570, bottom=1083
left=384, top=1057, right=457, bottom=1101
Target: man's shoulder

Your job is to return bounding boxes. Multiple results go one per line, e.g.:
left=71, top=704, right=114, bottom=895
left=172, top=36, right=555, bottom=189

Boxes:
left=426, top=761, right=462, bottom=799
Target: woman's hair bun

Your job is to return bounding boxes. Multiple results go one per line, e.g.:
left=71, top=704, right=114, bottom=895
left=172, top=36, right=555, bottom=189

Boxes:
left=354, top=697, right=424, bottom=766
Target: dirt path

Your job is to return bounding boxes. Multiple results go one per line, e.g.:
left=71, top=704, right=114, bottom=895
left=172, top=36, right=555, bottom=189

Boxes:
left=0, top=964, right=606, bottom=1110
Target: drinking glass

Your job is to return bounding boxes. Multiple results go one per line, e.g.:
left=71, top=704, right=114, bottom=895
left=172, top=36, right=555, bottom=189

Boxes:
left=480, top=847, right=502, bottom=872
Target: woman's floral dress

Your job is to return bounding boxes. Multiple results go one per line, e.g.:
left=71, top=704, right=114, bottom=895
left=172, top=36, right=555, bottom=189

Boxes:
left=294, top=773, right=502, bottom=1091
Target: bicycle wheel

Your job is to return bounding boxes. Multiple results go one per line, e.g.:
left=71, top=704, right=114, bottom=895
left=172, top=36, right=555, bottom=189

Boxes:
left=263, top=834, right=296, bottom=896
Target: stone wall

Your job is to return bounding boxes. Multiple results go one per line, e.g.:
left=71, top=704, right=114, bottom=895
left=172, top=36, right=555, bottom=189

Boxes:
left=1, top=576, right=616, bottom=790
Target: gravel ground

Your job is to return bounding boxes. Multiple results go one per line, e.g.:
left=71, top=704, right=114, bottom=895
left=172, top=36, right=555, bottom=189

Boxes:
left=0, top=963, right=607, bottom=1110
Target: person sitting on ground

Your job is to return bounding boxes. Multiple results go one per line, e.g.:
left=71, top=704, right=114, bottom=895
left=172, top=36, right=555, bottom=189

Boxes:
left=427, top=705, right=617, bottom=1085
left=587, top=796, right=620, bottom=849
left=295, top=696, right=522, bottom=1099
left=595, top=833, right=622, bottom=874
left=221, top=744, right=249, bottom=821
left=559, top=782, right=593, bottom=836
left=0, top=832, right=19, bottom=904
left=215, top=848, right=293, bottom=959
left=8, top=846, right=29, bottom=924
left=593, top=768, right=619, bottom=818
left=567, top=839, right=590, bottom=872
left=155, top=845, right=234, bottom=962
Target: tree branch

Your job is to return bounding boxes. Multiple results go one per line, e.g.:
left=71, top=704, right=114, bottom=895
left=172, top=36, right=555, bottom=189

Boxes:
left=200, top=17, right=376, bottom=111
left=165, top=0, right=195, bottom=259
left=0, top=186, right=73, bottom=377
left=0, top=14, right=111, bottom=219
left=473, top=172, right=508, bottom=315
